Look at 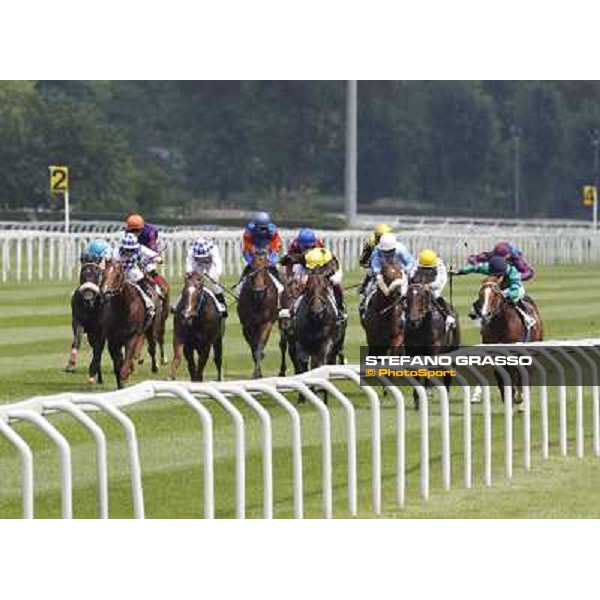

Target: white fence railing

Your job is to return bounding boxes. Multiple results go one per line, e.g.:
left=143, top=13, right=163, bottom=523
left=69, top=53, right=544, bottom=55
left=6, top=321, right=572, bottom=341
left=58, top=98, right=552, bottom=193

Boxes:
left=1, top=339, right=599, bottom=518
left=2, top=228, right=600, bottom=283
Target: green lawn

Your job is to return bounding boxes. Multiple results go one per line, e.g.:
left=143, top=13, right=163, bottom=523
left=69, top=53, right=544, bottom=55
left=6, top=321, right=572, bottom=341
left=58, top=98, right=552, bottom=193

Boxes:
left=0, top=264, right=599, bottom=518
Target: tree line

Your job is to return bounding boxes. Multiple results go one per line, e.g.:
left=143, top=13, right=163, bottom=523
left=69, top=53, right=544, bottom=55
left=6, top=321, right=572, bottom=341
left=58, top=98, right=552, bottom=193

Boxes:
left=1, top=80, right=599, bottom=221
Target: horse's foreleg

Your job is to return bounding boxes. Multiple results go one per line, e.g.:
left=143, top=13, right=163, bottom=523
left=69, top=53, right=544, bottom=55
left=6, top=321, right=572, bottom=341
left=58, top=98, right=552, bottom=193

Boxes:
left=108, top=340, right=123, bottom=389
left=147, top=326, right=158, bottom=374
left=196, top=343, right=211, bottom=382
left=169, top=339, right=184, bottom=380
left=183, top=344, right=196, bottom=381
left=278, top=330, right=288, bottom=377
left=65, top=318, right=83, bottom=372
left=88, top=331, right=105, bottom=385
left=160, top=298, right=169, bottom=365
left=121, top=336, right=140, bottom=382
left=213, top=336, right=224, bottom=381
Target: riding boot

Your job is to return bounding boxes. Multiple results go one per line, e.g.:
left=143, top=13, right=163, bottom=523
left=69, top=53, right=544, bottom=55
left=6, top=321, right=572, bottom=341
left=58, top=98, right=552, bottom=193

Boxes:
left=435, top=296, right=456, bottom=330
left=333, top=284, right=347, bottom=324
left=137, top=279, right=156, bottom=325
left=515, top=299, right=536, bottom=329
left=215, top=292, right=228, bottom=318
left=358, top=272, right=370, bottom=295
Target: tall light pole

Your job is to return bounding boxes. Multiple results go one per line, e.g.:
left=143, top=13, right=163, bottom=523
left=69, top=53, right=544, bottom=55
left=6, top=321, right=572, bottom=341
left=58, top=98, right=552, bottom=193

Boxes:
left=591, top=129, right=600, bottom=230
left=510, top=125, right=522, bottom=216
left=345, top=80, right=358, bottom=227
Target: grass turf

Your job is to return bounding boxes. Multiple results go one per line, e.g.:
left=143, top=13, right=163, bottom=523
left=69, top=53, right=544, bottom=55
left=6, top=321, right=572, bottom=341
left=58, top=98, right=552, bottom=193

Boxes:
left=0, top=264, right=599, bottom=518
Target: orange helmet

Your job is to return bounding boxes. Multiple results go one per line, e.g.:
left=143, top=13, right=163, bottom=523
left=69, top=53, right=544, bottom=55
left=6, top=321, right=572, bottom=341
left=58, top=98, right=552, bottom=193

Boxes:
left=126, top=213, right=145, bottom=231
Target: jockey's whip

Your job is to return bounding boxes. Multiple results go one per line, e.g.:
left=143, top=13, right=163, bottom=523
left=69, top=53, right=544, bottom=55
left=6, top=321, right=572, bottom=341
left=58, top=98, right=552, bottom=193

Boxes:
left=449, top=265, right=454, bottom=306
left=203, top=273, right=240, bottom=302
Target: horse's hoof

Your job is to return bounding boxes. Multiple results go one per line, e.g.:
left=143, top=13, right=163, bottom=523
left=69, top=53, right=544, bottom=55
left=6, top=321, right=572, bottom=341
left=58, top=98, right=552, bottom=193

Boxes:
left=151, top=366, right=159, bottom=374
left=161, top=359, right=169, bottom=366
left=138, top=358, right=145, bottom=366
left=64, top=365, right=76, bottom=373
left=87, top=376, right=97, bottom=385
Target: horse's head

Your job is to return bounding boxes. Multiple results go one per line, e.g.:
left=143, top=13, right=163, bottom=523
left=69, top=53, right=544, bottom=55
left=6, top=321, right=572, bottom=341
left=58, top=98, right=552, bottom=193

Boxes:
left=78, top=262, right=102, bottom=308
left=377, top=263, right=404, bottom=297
left=247, top=249, right=270, bottom=293
left=304, top=273, right=331, bottom=318
left=100, top=259, right=125, bottom=296
left=406, top=283, right=432, bottom=327
left=479, top=277, right=504, bottom=325
left=181, top=272, right=203, bottom=322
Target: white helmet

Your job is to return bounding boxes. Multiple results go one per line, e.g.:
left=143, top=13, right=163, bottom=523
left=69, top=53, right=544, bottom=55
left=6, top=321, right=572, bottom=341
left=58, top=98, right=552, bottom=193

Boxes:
left=378, top=233, right=397, bottom=252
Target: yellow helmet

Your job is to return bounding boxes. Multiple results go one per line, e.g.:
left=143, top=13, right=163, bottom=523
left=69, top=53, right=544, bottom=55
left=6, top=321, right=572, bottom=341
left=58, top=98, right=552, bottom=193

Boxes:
left=305, top=247, right=333, bottom=270
left=418, top=248, right=438, bottom=268
left=374, top=223, right=392, bottom=240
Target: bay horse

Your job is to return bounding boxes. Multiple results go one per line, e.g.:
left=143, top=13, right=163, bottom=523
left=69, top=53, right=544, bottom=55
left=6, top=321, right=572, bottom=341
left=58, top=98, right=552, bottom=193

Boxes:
left=291, top=271, right=342, bottom=374
left=170, top=272, right=224, bottom=381
left=99, top=259, right=157, bottom=389
left=278, top=266, right=305, bottom=376
left=478, top=276, right=543, bottom=404
left=404, top=280, right=461, bottom=408
left=360, top=263, right=405, bottom=355
left=65, top=261, right=105, bottom=383
left=237, top=250, right=280, bottom=378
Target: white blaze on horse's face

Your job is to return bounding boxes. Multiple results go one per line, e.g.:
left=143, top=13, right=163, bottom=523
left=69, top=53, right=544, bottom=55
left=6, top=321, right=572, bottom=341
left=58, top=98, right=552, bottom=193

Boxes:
left=481, top=285, right=493, bottom=319
left=184, top=285, right=197, bottom=319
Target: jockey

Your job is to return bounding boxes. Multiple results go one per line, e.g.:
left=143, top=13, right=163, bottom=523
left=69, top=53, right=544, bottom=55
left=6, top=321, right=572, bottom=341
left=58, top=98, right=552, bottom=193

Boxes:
left=468, top=241, right=534, bottom=281
left=304, top=247, right=346, bottom=323
left=184, top=237, right=227, bottom=317
left=358, top=223, right=392, bottom=294
left=280, top=228, right=324, bottom=279
left=457, top=255, right=536, bottom=329
left=112, top=232, right=161, bottom=316
left=411, top=249, right=455, bottom=330
left=125, top=212, right=168, bottom=296
left=81, top=238, right=111, bottom=265
left=370, top=232, right=415, bottom=283
left=239, top=211, right=289, bottom=318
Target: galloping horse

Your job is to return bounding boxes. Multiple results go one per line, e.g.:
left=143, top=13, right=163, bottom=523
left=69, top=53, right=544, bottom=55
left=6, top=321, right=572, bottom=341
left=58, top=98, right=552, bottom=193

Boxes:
left=361, top=263, right=405, bottom=355
left=65, top=261, right=105, bottom=383
left=290, top=272, right=343, bottom=373
left=134, top=276, right=170, bottom=368
left=170, top=272, right=224, bottom=381
left=99, top=259, right=157, bottom=388
left=278, top=267, right=304, bottom=376
left=478, top=276, right=543, bottom=403
left=404, top=279, right=461, bottom=408
left=237, top=250, right=280, bottom=378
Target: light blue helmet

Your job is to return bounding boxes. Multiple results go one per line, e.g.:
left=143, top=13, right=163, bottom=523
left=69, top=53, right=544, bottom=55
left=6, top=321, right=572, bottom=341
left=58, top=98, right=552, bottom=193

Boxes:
left=120, top=232, right=140, bottom=252
left=192, top=237, right=214, bottom=259
left=88, top=238, right=110, bottom=258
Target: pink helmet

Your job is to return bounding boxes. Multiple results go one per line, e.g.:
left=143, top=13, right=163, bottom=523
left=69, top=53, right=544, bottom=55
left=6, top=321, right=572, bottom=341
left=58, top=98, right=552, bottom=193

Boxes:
left=493, top=241, right=511, bottom=257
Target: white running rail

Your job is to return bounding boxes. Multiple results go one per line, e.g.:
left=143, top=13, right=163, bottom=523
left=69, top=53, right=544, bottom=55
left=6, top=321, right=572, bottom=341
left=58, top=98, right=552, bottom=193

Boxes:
left=0, top=340, right=599, bottom=518
left=2, top=228, right=600, bottom=283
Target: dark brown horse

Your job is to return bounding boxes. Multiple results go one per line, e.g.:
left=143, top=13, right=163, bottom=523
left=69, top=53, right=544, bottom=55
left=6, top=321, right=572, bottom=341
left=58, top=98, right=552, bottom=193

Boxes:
left=404, top=281, right=461, bottom=408
left=290, top=272, right=342, bottom=373
left=65, top=261, right=105, bottom=383
left=99, top=259, right=157, bottom=388
left=361, top=263, right=405, bottom=355
left=170, top=272, right=224, bottom=381
left=278, top=267, right=305, bottom=376
left=478, top=277, right=543, bottom=403
left=237, top=250, right=280, bottom=378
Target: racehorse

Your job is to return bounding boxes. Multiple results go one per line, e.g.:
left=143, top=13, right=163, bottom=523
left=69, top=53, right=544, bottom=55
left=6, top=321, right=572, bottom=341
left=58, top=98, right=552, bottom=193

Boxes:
left=65, top=261, right=105, bottom=383
left=478, top=277, right=543, bottom=403
left=134, top=276, right=170, bottom=369
left=99, top=259, right=157, bottom=389
left=170, top=272, right=224, bottom=381
left=278, top=267, right=304, bottom=376
left=360, top=263, right=405, bottom=355
left=404, top=279, right=461, bottom=408
left=237, top=249, right=280, bottom=378
left=290, top=271, right=343, bottom=374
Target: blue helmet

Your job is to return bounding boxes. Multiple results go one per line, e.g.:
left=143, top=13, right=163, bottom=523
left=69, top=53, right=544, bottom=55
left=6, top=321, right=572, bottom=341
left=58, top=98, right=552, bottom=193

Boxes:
left=88, top=238, right=110, bottom=258
left=192, top=237, right=214, bottom=259
left=488, top=256, right=507, bottom=276
left=120, top=232, right=140, bottom=252
left=251, top=211, right=271, bottom=229
left=297, top=228, right=317, bottom=250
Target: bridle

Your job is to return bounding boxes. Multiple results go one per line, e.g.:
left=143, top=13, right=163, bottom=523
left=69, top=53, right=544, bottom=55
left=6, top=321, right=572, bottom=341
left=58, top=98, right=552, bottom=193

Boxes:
left=405, top=282, right=432, bottom=325
left=479, top=280, right=504, bottom=322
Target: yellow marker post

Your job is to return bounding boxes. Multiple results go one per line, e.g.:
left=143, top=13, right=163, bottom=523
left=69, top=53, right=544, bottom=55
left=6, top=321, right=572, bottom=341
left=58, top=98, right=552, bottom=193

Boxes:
left=49, top=166, right=70, bottom=234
